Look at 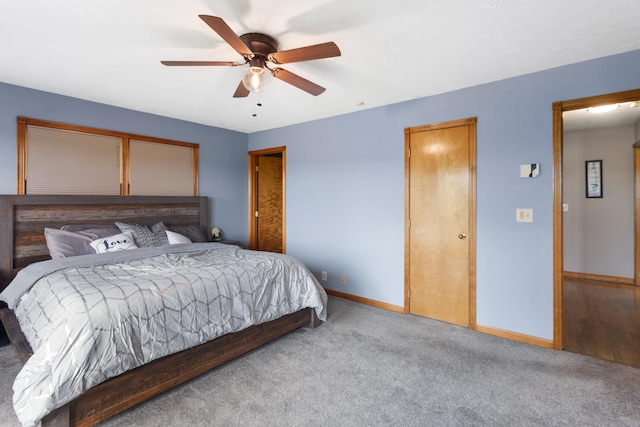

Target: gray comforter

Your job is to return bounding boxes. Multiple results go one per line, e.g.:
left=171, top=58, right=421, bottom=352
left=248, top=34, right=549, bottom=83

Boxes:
left=0, top=243, right=327, bottom=427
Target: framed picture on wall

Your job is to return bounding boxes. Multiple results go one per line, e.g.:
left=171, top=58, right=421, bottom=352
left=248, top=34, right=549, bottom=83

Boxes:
left=585, top=160, right=603, bottom=198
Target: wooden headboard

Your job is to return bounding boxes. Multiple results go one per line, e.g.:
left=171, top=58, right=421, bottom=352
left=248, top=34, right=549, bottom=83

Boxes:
left=0, top=195, right=208, bottom=290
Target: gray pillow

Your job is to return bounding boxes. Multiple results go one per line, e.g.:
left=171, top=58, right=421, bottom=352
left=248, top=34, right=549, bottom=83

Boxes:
left=60, top=224, right=121, bottom=238
left=44, top=227, right=95, bottom=259
left=115, top=221, right=167, bottom=247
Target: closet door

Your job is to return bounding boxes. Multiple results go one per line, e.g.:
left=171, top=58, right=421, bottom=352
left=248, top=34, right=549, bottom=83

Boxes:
left=406, top=118, right=476, bottom=327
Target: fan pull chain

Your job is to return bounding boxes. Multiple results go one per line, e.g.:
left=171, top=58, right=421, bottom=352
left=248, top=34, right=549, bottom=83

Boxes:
left=252, top=92, right=263, bottom=117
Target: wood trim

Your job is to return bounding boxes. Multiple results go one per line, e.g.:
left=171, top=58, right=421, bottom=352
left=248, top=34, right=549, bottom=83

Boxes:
left=247, top=146, right=286, bottom=252
left=121, top=137, right=130, bottom=195
left=17, top=117, right=199, bottom=196
left=403, top=129, right=411, bottom=313
left=553, top=88, right=640, bottom=351
left=18, top=116, right=200, bottom=148
left=636, top=143, right=640, bottom=285
left=558, top=89, right=640, bottom=112
left=467, top=118, right=478, bottom=330
left=17, top=117, right=26, bottom=194
left=406, top=117, right=477, bottom=133
left=564, top=271, right=635, bottom=286
left=329, top=289, right=554, bottom=349
left=193, top=145, right=200, bottom=199
left=325, top=289, right=404, bottom=313
left=248, top=153, right=258, bottom=250
left=475, top=324, right=554, bottom=349
left=552, top=101, right=564, bottom=350
left=281, top=148, right=287, bottom=254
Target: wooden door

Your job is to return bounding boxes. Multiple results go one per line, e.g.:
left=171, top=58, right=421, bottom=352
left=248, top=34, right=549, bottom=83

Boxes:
left=248, top=147, right=286, bottom=253
left=405, top=118, right=476, bottom=327
left=257, top=154, right=283, bottom=253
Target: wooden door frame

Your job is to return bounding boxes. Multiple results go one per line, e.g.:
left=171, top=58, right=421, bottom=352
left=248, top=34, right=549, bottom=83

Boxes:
left=635, top=141, right=640, bottom=286
left=404, top=117, right=477, bottom=329
left=248, top=146, right=286, bottom=252
left=552, top=88, right=640, bottom=350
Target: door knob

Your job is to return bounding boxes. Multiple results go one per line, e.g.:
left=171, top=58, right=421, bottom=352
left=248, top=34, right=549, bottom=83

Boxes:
left=458, top=233, right=467, bottom=240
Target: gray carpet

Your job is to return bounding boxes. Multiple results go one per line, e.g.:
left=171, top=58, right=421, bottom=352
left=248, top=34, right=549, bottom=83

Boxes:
left=1, top=296, right=639, bottom=426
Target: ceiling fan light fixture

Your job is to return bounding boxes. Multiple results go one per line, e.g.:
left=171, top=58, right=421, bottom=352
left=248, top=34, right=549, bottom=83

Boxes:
left=242, top=67, right=273, bottom=93
left=241, top=58, right=273, bottom=93
left=162, top=16, right=340, bottom=98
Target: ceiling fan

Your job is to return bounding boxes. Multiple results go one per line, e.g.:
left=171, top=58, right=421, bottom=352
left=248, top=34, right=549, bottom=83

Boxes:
left=161, top=15, right=341, bottom=98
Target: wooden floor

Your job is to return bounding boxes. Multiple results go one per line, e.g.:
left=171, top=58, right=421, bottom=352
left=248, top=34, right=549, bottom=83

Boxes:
left=563, top=278, right=640, bottom=367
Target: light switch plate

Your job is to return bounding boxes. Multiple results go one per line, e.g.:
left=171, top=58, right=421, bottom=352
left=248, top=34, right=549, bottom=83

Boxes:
left=520, top=163, right=540, bottom=178
left=516, top=208, right=533, bottom=222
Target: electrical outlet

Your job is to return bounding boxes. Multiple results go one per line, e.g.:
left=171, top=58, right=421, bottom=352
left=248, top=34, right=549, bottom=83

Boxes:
left=340, top=275, right=346, bottom=285
left=321, top=271, right=327, bottom=281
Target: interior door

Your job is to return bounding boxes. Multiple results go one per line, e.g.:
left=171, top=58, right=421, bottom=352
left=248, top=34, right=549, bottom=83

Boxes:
left=405, top=118, right=476, bottom=327
left=257, top=154, right=283, bottom=252
left=248, top=147, right=286, bottom=253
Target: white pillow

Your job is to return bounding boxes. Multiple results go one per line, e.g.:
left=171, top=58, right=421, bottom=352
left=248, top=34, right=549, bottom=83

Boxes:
left=166, top=230, right=192, bottom=245
left=90, top=231, right=138, bottom=254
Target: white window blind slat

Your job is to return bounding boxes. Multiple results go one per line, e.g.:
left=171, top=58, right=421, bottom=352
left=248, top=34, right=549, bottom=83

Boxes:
left=129, top=140, right=195, bottom=196
left=26, top=125, right=121, bottom=195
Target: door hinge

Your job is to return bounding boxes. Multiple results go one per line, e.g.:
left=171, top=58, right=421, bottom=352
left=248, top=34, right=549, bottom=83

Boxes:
left=255, top=165, right=259, bottom=172
left=255, top=210, right=259, bottom=218
left=408, top=288, right=411, bottom=299
left=408, top=218, right=411, bottom=228
left=408, top=148, right=411, bottom=158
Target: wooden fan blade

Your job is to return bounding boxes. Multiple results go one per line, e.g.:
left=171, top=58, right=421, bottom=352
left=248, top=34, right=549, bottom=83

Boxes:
left=161, top=61, right=240, bottom=66
left=199, top=15, right=253, bottom=57
left=269, top=42, right=340, bottom=64
left=272, top=68, right=326, bottom=96
left=233, top=81, right=250, bottom=98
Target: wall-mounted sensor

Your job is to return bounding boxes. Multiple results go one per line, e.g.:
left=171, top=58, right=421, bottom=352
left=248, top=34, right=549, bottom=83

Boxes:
left=520, top=163, right=540, bottom=178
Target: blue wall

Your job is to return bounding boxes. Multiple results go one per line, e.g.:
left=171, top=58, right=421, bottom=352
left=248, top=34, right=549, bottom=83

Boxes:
left=249, top=49, right=640, bottom=340
left=0, top=82, right=249, bottom=242
left=3, top=49, right=639, bottom=341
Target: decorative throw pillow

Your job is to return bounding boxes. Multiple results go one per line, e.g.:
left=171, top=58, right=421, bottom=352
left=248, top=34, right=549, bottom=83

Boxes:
left=44, top=228, right=95, bottom=259
left=166, top=230, right=192, bottom=245
left=115, top=222, right=165, bottom=247
left=151, top=222, right=169, bottom=245
left=90, top=231, right=138, bottom=254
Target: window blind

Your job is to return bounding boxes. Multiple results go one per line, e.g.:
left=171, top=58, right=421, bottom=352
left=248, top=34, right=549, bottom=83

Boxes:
left=26, top=125, right=121, bottom=195
left=129, top=139, right=195, bottom=196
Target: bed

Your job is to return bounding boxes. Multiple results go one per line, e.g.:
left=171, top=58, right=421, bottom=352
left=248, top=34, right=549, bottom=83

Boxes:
left=0, top=195, right=326, bottom=427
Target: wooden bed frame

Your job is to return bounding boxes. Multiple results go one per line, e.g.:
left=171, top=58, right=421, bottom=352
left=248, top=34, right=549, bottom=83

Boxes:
left=0, top=195, right=319, bottom=427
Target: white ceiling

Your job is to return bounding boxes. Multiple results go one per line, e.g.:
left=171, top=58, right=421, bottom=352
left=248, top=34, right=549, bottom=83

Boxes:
left=1, top=0, right=640, bottom=134
left=563, top=101, right=640, bottom=132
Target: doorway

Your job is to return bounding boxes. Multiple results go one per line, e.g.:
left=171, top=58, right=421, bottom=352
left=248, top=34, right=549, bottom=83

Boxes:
left=553, top=88, right=640, bottom=359
left=404, top=118, right=477, bottom=328
left=248, top=146, right=286, bottom=253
